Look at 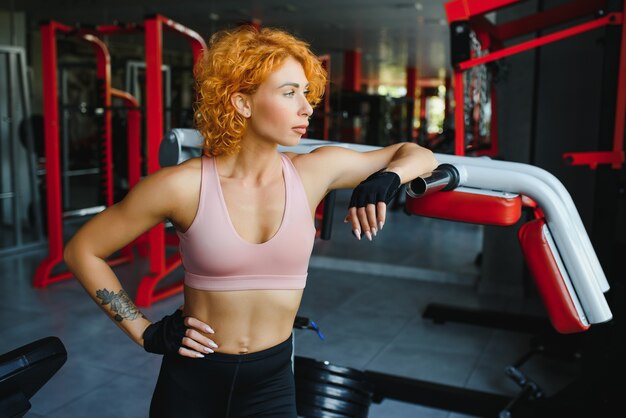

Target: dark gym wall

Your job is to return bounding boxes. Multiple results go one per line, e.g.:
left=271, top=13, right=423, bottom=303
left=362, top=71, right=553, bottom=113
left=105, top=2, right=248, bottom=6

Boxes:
left=533, top=0, right=604, bottom=226
left=480, top=0, right=540, bottom=296
left=0, top=11, right=26, bottom=47
left=481, top=0, right=614, bottom=296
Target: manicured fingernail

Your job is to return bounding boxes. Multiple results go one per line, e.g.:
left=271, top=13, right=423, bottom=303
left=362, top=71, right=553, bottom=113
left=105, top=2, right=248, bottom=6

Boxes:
left=379, top=221, right=384, bottom=230
left=196, top=352, right=205, bottom=358
left=343, top=217, right=349, bottom=223
left=372, top=228, right=377, bottom=237
left=204, top=346, right=213, bottom=353
left=365, top=231, right=372, bottom=241
left=353, top=229, right=361, bottom=240
left=208, top=341, right=218, bottom=348
left=205, top=326, right=214, bottom=333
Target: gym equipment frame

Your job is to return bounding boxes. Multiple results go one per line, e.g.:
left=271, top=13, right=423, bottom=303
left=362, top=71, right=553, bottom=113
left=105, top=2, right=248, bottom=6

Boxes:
left=33, top=17, right=203, bottom=308
left=445, top=0, right=626, bottom=169
left=35, top=21, right=133, bottom=288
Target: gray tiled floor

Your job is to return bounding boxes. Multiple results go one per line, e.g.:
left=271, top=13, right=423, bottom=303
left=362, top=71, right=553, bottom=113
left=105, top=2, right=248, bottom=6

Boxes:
left=0, top=190, right=579, bottom=417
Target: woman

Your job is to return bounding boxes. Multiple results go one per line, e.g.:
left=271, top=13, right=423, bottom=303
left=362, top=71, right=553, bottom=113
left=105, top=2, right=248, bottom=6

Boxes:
left=64, top=26, right=437, bottom=417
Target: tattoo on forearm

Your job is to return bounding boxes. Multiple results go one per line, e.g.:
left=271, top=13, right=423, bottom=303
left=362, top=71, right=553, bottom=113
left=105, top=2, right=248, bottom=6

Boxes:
left=95, top=289, right=146, bottom=322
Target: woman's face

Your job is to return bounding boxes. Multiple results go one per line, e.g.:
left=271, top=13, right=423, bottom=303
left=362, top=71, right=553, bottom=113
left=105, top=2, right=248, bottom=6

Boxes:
left=245, top=56, right=314, bottom=147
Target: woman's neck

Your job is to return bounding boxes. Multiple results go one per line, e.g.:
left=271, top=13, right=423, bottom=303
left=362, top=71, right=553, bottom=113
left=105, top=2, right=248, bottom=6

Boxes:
left=216, top=145, right=282, bottom=186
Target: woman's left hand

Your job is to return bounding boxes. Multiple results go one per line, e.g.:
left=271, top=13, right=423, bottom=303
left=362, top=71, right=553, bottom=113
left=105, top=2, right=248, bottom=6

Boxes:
left=345, top=170, right=401, bottom=241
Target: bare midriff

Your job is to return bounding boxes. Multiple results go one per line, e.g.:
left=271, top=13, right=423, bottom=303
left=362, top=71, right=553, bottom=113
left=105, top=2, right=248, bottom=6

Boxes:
left=182, top=286, right=304, bottom=354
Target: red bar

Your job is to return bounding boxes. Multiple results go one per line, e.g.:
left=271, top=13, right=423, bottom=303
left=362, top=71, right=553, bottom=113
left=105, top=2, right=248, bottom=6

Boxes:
left=489, top=87, right=498, bottom=156
left=34, top=21, right=72, bottom=288
left=110, top=89, right=142, bottom=188
left=136, top=277, right=185, bottom=306
left=343, top=49, right=362, bottom=92
left=110, top=88, right=142, bottom=261
left=459, top=13, right=622, bottom=70
left=454, top=71, right=465, bottom=156
left=445, top=0, right=524, bottom=22
left=407, top=67, right=417, bottom=141
left=81, top=34, right=113, bottom=207
left=144, top=18, right=164, bottom=177
left=135, top=253, right=183, bottom=307
left=406, top=67, right=417, bottom=99
left=459, top=14, right=620, bottom=70
left=613, top=1, right=626, bottom=167
left=40, top=23, right=63, bottom=252
left=137, top=15, right=206, bottom=306
left=144, top=17, right=166, bottom=276
left=562, top=151, right=624, bottom=169
left=494, top=0, right=605, bottom=41
left=96, top=23, right=141, bottom=35
left=156, top=15, right=207, bottom=62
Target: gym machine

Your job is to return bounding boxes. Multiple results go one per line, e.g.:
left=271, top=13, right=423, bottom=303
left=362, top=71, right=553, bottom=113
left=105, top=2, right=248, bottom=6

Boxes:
left=402, top=160, right=615, bottom=416
left=0, top=337, right=67, bottom=418
left=446, top=0, right=626, bottom=168
left=34, top=21, right=144, bottom=288
left=33, top=17, right=206, bottom=310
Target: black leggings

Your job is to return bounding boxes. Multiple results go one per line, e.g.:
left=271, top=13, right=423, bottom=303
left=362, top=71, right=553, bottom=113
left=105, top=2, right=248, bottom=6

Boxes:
left=149, top=336, right=297, bottom=418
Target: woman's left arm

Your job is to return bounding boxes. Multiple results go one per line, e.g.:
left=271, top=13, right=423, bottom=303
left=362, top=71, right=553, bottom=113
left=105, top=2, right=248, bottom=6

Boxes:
left=300, top=142, right=438, bottom=240
left=379, top=142, right=438, bottom=184
left=344, top=143, right=438, bottom=240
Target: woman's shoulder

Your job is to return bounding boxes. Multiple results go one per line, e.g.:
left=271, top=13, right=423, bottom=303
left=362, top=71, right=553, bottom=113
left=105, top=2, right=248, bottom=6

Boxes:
left=168, top=155, right=203, bottom=177
left=151, top=157, right=204, bottom=227
left=142, top=156, right=203, bottom=199
left=281, top=151, right=336, bottom=197
left=282, top=147, right=341, bottom=174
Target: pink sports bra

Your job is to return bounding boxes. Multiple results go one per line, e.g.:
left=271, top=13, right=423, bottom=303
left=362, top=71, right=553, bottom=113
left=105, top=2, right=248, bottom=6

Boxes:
left=176, top=154, right=316, bottom=291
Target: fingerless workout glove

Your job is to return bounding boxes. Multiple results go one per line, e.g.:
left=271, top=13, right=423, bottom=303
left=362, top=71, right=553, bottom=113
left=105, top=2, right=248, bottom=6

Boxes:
left=348, top=170, right=401, bottom=208
left=142, top=309, right=187, bottom=355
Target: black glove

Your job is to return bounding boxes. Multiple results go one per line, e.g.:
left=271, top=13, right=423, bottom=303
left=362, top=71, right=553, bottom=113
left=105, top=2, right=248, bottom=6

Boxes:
left=348, top=169, right=401, bottom=209
left=143, top=309, right=187, bottom=355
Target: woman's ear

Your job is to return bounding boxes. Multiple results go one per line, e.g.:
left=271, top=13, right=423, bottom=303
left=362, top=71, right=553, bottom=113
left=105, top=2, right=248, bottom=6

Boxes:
left=231, top=93, right=251, bottom=118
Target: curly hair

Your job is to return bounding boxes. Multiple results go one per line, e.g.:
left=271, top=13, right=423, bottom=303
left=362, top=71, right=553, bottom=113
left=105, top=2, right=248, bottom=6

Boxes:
left=193, top=26, right=327, bottom=156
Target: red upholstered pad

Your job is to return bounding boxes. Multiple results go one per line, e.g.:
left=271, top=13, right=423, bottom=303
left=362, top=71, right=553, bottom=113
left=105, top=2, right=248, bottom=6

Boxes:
left=405, top=189, right=522, bottom=226
left=518, top=219, right=590, bottom=334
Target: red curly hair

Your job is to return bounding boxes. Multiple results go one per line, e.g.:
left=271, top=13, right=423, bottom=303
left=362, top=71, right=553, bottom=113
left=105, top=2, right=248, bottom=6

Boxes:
left=193, top=26, right=327, bottom=156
